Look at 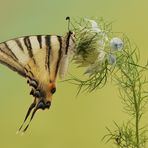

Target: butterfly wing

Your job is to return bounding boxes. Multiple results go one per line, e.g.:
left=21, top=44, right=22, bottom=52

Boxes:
left=0, top=35, right=64, bottom=132
left=0, top=32, right=75, bottom=133
left=0, top=31, right=75, bottom=81
left=0, top=36, right=45, bottom=77
left=0, top=40, right=26, bottom=76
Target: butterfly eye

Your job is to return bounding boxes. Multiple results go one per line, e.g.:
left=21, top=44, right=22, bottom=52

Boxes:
left=51, top=88, right=56, bottom=94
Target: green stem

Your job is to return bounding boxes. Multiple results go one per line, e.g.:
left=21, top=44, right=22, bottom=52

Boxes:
left=132, top=85, right=140, bottom=148
left=119, top=69, right=140, bottom=147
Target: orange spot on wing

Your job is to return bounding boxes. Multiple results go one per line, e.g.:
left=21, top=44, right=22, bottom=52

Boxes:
left=48, top=82, right=56, bottom=90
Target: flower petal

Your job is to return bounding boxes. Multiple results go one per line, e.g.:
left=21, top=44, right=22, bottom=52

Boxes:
left=108, top=54, right=116, bottom=65
left=98, top=50, right=106, bottom=61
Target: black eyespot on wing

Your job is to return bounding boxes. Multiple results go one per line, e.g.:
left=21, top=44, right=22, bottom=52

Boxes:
left=34, top=90, right=41, bottom=98
left=51, top=88, right=56, bottom=94
left=29, top=80, right=38, bottom=89
left=30, top=89, right=34, bottom=96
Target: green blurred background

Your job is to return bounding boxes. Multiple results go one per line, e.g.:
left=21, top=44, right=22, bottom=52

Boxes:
left=0, top=0, right=147, bottom=148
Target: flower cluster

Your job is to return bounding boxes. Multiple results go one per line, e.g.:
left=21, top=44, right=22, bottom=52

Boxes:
left=70, top=17, right=148, bottom=148
left=73, top=18, right=124, bottom=76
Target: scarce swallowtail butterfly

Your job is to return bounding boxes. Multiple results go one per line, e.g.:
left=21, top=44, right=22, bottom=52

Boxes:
left=0, top=17, right=75, bottom=133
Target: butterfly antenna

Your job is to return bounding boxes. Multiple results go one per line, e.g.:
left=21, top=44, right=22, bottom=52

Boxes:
left=66, top=16, right=71, bottom=31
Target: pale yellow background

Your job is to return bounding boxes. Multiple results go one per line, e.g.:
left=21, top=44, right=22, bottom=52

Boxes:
left=0, top=0, right=147, bottom=148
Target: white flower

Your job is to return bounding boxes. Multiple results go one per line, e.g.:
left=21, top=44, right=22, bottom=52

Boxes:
left=98, top=50, right=106, bottom=61
left=90, top=20, right=98, bottom=28
left=84, top=63, right=102, bottom=75
left=108, top=54, right=116, bottom=65
left=84, top=50, right=106, bottom=75
left=110, top=37, right=123, bottom=51
left=88, top=19, right=101, bottom=33
left=98, top=40, right=105, bottom=47
left=102, top=33, right=109, bottom=41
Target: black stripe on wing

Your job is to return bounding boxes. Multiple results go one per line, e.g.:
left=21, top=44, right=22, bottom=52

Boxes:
left=65, top=31, right=72, bottom=54
left=45, top=35, right=51, bottom=71
left=15, top=39, right=24, bottom=52
left=0, top=49, right=26, bottom=77
left=55, top=36, right=62, bottom=76
left=4, top=42, right=19, bottom=61
left=24, top=36, right=36, bottom=64
left=24, top=36, right=33, bottom=56
left=0, top=60, right=26, bottom=77
left=37, top=35, right=42, bottom=49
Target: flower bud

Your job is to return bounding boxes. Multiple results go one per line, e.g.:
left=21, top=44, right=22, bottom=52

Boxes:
left=110, top=37, right=123, bottom=51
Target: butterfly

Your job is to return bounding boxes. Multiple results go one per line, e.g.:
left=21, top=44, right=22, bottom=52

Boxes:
left=0, top=17, right=75, bottom=133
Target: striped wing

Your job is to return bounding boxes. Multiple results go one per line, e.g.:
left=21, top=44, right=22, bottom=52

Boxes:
left=0, top=35, right=63, bottom=82
left=0, top=32, right=76, bottom=133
